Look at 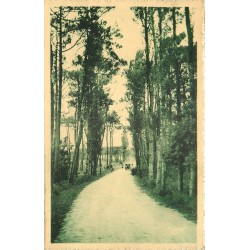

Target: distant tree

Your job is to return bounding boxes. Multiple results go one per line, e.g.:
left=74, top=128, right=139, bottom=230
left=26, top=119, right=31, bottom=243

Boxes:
left=106, top=111, right=120, bottom=165
left=121, top=128, right=128, bottom=162
left=59, top=137, right=72, bottom=180
left=126, top=51, right=146, bottom=176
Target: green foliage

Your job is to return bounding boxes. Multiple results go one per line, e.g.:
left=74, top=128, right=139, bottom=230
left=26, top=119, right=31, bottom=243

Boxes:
left=125, top=51, right=146, bottom=107
left=58, top=137, right=71, bottom=181
left=128, top=109, right=144, bottom=134
left=135, top=176, right=197, bottom=222
left=106, top=110, right=120, bottom=125
left=125, top=51, right=147, bottom=168
left=121, top=129, right=128, bottom=161
left=51, top=6, right=127, bottom=179
left=127, top=7, right=197, bottom=209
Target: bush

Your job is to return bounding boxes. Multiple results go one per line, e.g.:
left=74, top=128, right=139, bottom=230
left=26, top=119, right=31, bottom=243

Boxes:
left=131, top=167, right=137, bottom=176
left=171, top=193, right=188, bottom=207
left=165, top=192, right=197, bottom=221
left=59, top=138, right=71, bottom=180
left=135, top=176, right=197, bottom=223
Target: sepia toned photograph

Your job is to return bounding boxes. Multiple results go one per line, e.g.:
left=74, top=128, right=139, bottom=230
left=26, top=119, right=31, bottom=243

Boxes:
left=45, top=0, right=204, bottom=249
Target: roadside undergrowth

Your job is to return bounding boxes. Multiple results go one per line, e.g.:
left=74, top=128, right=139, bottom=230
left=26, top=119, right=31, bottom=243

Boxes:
left=134, top=175, right=197, bottom=223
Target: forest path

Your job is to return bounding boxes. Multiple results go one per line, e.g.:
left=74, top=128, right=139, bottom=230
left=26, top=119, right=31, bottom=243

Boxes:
left=56, top=168, right=196, bottom=243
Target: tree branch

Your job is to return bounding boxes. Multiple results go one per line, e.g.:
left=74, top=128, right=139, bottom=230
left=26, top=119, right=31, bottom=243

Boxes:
left=50, top=23, right=58, bottom=30
left=63, top=18, right=82, bottom=23
left=50, top=8, right=59, bottom=16
left=62, top=33, right=85, bottom=53
left=74, top=45, right=85, bottom=55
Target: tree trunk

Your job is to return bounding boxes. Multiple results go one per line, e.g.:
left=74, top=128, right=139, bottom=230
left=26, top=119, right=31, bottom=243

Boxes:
left=74, top=111, right=77, bottom=144
left=153, top=133, right=157, bottom=180
left=80, top=133, right=84, bottom=172
left=99, top=153, right=102, bottom=175
left=179, top=165, right=184, bottom=193
left=51, top=37, right=58, bottom=181
left=156, top=135, right=162, bottom=189
left=172, top=7, right=181, bottom=119
left=54, top=7, right=63, bottom=183
left=93, top=150, right=97, bottom=176
left=86, top=141, right=89, bottom=175
left=67, top=123, right=71, bottom=157
left=50, top=43, right=54, bottom=149
left=161, top=117, right=169, bottom=192
left=106, top=125, right=109, bottom=167
left=150, top=8, right=164, bottom=186
left=144, top=90, right=150, bottom=175
left=149, top=8, right=158, bottom=64
left=109, top=127, right=113, bottom=165
left=189, top=164, right=194, bottom=196
left=75, top=77, right=81, bottom=138
left=144, top=9, right=153, bottom=177
left=185, top=7, right=197, bottom=197
left=185, top=7, right=196, bottom=102
left=144, top=8, right=153, bottom=114
left=111, top=129, right=113, bottom=164
left=50, top=42, right=55, bottom=181
left=69, top=118, right=83, bottom=183
left=149, top=8, right=158, bottom=182
left=157, top=8, right=163, bottom=57
left=134, top=133, right=141, bottom=174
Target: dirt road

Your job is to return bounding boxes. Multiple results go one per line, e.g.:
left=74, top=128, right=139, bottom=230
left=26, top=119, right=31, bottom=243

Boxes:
left=56, top=168, right=196, bottom=243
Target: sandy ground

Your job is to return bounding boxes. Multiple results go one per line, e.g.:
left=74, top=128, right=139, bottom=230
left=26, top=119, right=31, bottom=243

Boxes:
left=55, top=167, right=196, bottom=243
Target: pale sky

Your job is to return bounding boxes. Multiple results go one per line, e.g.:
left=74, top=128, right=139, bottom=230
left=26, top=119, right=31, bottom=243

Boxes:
left=102, top=6, right=144, bottom=147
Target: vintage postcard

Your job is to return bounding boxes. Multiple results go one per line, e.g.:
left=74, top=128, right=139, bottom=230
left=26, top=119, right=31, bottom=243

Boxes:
left=45, top=0, right=204, bottom=249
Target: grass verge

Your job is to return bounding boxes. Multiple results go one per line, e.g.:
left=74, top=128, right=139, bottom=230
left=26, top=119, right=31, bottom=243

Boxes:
left=51, top=169, right=111, bottom=242
left=134, top=176, right=197, bottom=223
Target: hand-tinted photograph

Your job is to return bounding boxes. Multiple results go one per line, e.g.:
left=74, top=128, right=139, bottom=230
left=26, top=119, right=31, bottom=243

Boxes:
left=45, top=1, right=204, bottom=248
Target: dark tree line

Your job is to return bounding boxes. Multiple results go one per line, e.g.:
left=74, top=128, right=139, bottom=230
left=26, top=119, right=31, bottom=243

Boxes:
left=50, top=7, right=126, bottom=184
left=50, top=6, right=197, bottom=200
left=126, top=7, right=197, bottom=197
